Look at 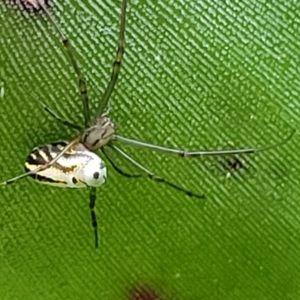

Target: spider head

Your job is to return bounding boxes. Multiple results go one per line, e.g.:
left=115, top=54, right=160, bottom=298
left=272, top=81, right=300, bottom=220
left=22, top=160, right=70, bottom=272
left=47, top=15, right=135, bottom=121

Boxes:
left=81, top=116, right=115, bottom=151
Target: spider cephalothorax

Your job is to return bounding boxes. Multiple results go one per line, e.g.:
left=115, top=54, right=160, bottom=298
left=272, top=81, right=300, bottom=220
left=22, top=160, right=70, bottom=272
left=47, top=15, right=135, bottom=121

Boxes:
left=82, top=116, right=116, bottom=151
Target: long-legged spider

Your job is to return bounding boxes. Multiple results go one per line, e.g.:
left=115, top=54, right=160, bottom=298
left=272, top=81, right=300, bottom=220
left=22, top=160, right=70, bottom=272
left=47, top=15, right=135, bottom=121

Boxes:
left=1, top=0, right=294, bottom=247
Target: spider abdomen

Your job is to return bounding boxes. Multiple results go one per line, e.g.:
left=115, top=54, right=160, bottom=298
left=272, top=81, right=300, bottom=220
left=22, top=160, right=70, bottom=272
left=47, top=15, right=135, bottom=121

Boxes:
left=24, top=142, right=107, bottom=188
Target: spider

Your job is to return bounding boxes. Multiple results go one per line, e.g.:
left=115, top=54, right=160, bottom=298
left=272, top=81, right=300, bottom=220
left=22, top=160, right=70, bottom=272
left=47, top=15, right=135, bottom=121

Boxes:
left=1, top=0, right=294, bottom=247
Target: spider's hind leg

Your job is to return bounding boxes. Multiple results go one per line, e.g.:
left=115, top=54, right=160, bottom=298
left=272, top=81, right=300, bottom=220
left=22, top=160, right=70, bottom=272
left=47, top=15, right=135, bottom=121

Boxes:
left=111, top=145, right=205, bottom=199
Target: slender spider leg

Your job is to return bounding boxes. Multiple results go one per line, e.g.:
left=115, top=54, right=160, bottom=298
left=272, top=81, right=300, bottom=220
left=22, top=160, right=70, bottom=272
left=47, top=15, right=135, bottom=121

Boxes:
left=0, top=138, right=80, bottom=185
left=110, top=145, right=205, bottom=199
left=113, top=130, right=295, bottom=157
left=101, top=148, right=141, bottom=178
left=96, top=0, right=128, bottom=116
left=40, top=104, right=82, bottom=130
left=38, top=0, right=90, bottom=126
left=89, top=187, right=98, bottom=248
left=20, top=85, right=81, bottom=130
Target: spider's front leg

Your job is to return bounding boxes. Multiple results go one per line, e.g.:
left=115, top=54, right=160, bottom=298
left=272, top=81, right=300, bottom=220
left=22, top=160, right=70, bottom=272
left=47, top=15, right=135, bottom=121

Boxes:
left=37, top=0, right=91, bottom=126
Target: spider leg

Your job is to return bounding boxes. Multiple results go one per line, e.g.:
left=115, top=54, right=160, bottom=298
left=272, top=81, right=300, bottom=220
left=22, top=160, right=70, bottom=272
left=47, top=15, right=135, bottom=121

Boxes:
left=20, top=85, right=81, bottom=130
left=0, top=138, right=80, bottom=185
left=101, top=147, right=141, bottom=178
left=89, top=187, right=98, bottom=248
left=96, top=0, right=128, bottom=116
left=110, top=145, right=205, bottom=199
left=40, top=104, right=81, bottom=130
left=37, top=0, right=90, bottom=126
left=113, top=130, right=295, bottom=157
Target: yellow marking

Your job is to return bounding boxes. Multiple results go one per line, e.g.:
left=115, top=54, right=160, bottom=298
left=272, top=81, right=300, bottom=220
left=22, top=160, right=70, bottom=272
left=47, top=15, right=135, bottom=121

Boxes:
left=48, top=179, right=68, bottom=184
left=39, top=176, right=68, bottom=184
left=56, top=144, right=65, bottom=151
left=25, top=162, right=43, bottom=171
left=65, top=149, right=77, bottom=155
left=25, top=161, right=81, bottom=175
left=50, top=144, right=77, bottom=157
left=30, top=153, right=37, bottom=160
left=47, top=164, right=81, bottom=175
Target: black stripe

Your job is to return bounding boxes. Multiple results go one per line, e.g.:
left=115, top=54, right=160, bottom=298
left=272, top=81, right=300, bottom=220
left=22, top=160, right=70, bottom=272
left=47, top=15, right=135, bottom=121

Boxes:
left=26, top=153, right=39, bottom=166
left=50, top=141, right=68, bottom=150
left=92, top=139, right=100, bottom=147
left=26, top=148, right=47, bottom=166
left=42, top=145, right=53, bottom=162
left=26, top=142, right=69, bottom=168
left=49, top=144, right=61, bottom=154
left=30, top=173, right=67, bottom=184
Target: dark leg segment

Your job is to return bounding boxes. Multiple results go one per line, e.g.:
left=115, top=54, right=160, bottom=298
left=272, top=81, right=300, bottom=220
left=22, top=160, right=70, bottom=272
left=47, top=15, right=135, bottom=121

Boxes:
left=110, top=145, right=205, bottom=199
left=89, top=187, right=98, bottom=248
left=113, top=130, right=295, bottom=157
left=19, top=84, right=81, bottom=130
left=96, top=0, right=128, bottom=116
left=41, top=104, right=82, bottom=130
left=101, top=148, right=141, bottom=178
left=38, top=0, right=90, bottom=126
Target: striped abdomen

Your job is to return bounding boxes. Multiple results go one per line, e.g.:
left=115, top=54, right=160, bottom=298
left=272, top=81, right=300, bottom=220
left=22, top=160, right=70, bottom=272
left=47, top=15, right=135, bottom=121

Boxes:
left=25, top=142, right=107, bottom=188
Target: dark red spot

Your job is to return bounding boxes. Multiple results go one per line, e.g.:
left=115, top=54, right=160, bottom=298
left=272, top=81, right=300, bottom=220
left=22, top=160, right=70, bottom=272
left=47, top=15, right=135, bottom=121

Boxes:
left=9, top=0, right=52, bottom=12
left=130, top=286, right=161, bottom=300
